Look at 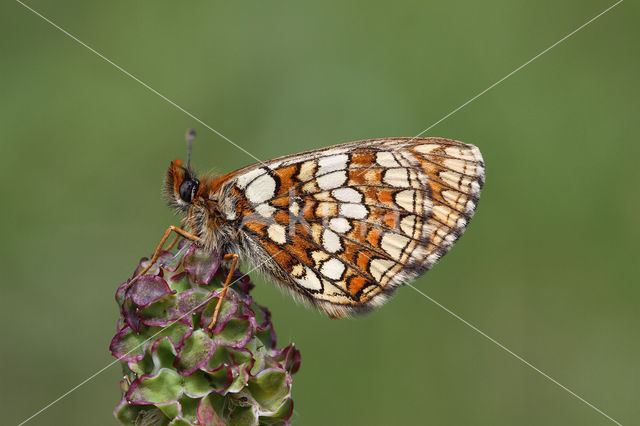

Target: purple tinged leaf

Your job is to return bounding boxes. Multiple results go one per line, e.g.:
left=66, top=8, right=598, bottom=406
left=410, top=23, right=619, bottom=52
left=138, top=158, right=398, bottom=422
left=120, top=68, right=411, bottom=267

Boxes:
left=269, top=344, right=302, bottom=375
left=126, top=368, right=183, bottom=405
left=176, top=288, right=216, bottom=317
left=205, top=345, right=255, bottom=379
left=177, top=395, right=200, bottom=423
left=247, top=368, right=291, bottom=413
left=252, top=305, right=272, bottom=330
left=150, top=337, right=178, bottom=370
left=157, top=400, right=182, bottom=420
left=168, top=271, right=192, bottom=293
left=121, top=297, right=140, bottom=332
left=174, top=330, right=217, bottom=375
left=211, top=316, right=256, bottom=349
left=115, top=280, right=130, bottom=305
left=132, top=251, right=174, bottom=277
left=110, top=325, right=149, bottom=363
left=185, top=366, right=234, bottom=396
left=200, top=293, right=239, bottom=333
left=225, top=363, right=251, bottom=394
left=228, top=405, right=259, bottom=426
left=197, top=394, right=227, bottom=426
left=183, top=245, right=220, bottom=285
left=206, top=364, right=235, bottom=394
left=128, top=275, right=174, bottom=307
left=263, top=397, right=294, bottom=423
left=139, top=288, right=215, bottom=327
left=114, top=398, right=160, bottom=424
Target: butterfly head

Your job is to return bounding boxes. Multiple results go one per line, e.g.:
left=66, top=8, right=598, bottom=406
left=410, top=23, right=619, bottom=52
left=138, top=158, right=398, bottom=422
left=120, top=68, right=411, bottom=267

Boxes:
left=165, top=159, right=201, bottom=211
left=165, top=129, right=206, bottom=211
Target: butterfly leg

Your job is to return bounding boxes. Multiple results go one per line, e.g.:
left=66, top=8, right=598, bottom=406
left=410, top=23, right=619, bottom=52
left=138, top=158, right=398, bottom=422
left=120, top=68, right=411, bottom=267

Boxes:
left=207, top=253, right=239, bottom=331
left=130, top=225, right=202, bottom=285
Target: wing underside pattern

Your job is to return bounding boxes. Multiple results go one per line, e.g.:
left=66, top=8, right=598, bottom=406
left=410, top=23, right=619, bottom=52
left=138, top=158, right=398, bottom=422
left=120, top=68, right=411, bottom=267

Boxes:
left=223, top=138, right=485, bottom=315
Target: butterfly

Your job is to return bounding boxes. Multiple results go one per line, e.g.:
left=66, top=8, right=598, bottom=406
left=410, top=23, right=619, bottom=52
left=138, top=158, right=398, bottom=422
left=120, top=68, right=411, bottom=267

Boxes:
left=135, top=133, right=485, bottom=328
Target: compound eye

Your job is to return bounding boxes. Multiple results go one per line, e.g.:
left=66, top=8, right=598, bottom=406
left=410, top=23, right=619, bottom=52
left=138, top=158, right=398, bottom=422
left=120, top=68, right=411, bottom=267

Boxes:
left=179, top=178, right=199, bottom=203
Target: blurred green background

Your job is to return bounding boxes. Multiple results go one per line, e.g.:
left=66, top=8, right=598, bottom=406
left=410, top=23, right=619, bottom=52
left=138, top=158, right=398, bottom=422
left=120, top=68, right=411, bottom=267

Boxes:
left=1, top=0, right=637, bottom=424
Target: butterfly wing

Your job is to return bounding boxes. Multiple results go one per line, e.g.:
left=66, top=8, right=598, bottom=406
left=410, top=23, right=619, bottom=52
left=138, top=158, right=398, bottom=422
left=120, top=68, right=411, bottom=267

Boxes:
left=220, top=138, right=485, bottom=317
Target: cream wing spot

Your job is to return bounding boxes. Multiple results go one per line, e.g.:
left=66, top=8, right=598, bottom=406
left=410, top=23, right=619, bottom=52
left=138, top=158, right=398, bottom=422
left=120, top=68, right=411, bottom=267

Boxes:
left=383, top=168, right=411, bottom=187
left=318, top=154, right=348, bottom=174
left=320, top=258, right=346, bottom=280
left=413, top=144, right=440, bottom=155
left=380, top=233, right=410, bottom=259
left=398, top=150, right=418, bottom=166
left=443, top=158, right=482, bottom=176
left=339, top=203, right=368, bottom=219
left=311, top=250, right=331, bottom=265
left=291, top=263, right=304, bottom=278
left=332, top=187, right=363, bottom=203
left=433, top=204, right=458, bottom=228
left=329, top=217, right=352, bottom=233
left=407, top=169, right=421, bottom=188
left=317, top=170, right=348, bottom=190
left=439, top=170, right=473, bottom=191
left=422, top=222, right=437, bottom=237
left=320, top=280, right=351, bottom=300
left=267, top=223, right=287, bottom=245
left=445, top=146, right=477, bottom=161
left=302, top=181, right=319, bottom=193
left=255, top=203, right=276, bottom=218
left=400, top=215, right=417, bottom=237
left=443, top=158, right=467, bottom=173
left=369, top=258, right=394, bottom=282
left=246, top=173, right=276, bottom=204
left=298, top=160, right=316, bottom=182
left=235, top=167, right=267, bottom=189
left=394, top=189, right=415, bottom=212
left=289, top=201, right=300, bottom=216
left=322, top=228, right=343, bottom=253
left=375, top=151, right=400, bottom=167
left=295, top=266, right=322, bottom=291
left=442, top=190, right=465, bottom=207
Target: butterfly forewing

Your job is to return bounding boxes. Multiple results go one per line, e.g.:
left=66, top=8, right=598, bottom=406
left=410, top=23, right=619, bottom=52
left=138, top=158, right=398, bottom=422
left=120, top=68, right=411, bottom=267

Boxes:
left=222, top=138, right=484, bottom=316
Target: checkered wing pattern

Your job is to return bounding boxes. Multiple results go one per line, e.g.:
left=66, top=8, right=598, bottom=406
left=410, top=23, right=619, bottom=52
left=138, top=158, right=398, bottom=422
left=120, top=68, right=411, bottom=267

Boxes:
left=226, top=138, right=485, bottom=315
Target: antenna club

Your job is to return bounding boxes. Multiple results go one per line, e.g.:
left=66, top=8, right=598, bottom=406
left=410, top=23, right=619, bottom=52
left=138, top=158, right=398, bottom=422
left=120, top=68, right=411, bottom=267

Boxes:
left=185, top=129, right=196, bottom=170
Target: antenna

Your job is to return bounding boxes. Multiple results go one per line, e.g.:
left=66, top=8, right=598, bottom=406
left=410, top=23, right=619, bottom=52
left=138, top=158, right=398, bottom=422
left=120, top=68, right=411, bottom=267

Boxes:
left=185, top=129, right=196, bottom=170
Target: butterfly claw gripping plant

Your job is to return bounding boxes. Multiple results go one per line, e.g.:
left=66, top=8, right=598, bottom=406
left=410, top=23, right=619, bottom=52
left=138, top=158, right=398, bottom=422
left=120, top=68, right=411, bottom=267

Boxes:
left=110, top=241, right=301, bottom=425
